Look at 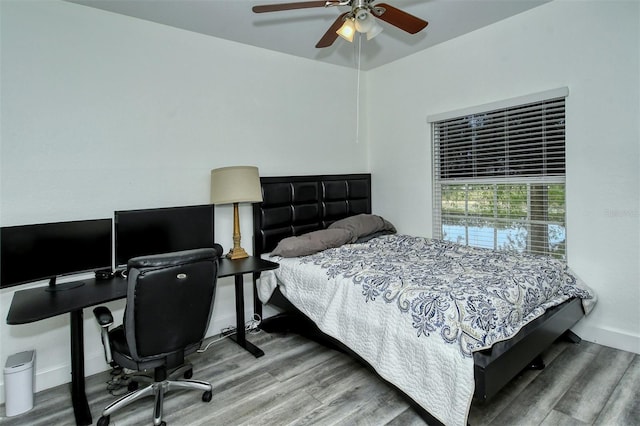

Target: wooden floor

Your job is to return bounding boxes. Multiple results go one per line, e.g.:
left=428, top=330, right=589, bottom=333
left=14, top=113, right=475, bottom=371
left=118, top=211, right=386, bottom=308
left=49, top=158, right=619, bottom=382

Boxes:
left=1, top=330, right=638, bottom=426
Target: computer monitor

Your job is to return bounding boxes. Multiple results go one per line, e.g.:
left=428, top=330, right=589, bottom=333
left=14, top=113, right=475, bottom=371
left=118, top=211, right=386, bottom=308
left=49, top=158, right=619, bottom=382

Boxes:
left=115, top=204, right=215, bottom=267
left=0, top=219, right=113, bottom=290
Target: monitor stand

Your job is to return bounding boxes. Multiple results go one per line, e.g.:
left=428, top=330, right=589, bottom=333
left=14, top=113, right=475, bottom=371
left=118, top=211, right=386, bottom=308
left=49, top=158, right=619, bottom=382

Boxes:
left=45, top=276, right=85, bottom=292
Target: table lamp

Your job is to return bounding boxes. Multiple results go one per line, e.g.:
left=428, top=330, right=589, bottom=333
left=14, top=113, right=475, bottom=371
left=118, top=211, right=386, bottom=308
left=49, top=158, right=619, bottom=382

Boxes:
left=210, top=166, right=263, bottom=260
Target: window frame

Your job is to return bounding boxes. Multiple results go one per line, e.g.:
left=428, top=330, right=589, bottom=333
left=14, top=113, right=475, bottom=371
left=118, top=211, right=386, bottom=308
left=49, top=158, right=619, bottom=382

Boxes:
left=428, top=88, right=568, bottom=258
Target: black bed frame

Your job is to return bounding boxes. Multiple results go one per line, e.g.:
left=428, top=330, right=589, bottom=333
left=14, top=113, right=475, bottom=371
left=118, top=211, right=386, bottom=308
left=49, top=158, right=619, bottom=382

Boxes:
left=252, top=173, right=585, bottom=424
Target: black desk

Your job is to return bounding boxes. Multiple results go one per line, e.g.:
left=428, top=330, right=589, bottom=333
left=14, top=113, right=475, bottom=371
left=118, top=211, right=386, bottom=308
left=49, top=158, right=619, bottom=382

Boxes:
left=5, top=256, right=278, bottom=426
left=217, top=257, right=279, bottom=357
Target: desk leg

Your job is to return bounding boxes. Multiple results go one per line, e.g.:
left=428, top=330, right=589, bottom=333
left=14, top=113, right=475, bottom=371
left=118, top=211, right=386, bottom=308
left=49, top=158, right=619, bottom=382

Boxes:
left=228, top=274, right=264, bottom=358
left=252, top=272, right=263, bottom=320
left=70, top=310, right=92, bottom=426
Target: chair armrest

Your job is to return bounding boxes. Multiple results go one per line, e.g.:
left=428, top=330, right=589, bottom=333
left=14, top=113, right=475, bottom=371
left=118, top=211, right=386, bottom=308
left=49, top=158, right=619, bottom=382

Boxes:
left=93, top=306, right=114, bottom=328
left=93, top=306, right=114, bottom=365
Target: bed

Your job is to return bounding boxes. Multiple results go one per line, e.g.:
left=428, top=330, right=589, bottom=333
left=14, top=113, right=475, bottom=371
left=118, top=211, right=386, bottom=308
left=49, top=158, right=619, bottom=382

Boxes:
left=251, top=173, right=595, bottom=426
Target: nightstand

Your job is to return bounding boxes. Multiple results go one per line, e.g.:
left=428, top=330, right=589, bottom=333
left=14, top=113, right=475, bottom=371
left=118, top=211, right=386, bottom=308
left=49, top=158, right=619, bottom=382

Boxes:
left=217, top=256, right=279, bottom=357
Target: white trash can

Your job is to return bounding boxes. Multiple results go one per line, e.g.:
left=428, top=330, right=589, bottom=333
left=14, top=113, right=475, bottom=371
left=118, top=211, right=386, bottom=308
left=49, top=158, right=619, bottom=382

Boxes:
left=4, top=350, right=35, bottom=417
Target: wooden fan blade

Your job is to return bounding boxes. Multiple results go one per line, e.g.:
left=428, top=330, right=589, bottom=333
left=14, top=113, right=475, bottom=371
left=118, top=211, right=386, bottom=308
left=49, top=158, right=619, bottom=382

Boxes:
left=374, top=3, right=428, bottom=34
left=316, top=12, right=349, bottom=48
left=252, top=1, right=328, bottom=13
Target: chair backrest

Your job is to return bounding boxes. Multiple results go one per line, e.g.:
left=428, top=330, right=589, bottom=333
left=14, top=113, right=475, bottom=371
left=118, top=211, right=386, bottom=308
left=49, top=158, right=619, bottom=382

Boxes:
left=123, top=247, right=221, bottom=363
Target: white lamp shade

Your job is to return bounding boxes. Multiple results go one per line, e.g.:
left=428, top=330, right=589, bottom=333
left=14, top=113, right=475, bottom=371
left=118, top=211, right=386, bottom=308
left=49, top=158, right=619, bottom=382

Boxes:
left=210, top=166, right=263, bottom=205
left=355, top=11, right=373, bottom=33
left=336, top=19, right=356, bottom=42
left=366, top=18, right=383, bottom=40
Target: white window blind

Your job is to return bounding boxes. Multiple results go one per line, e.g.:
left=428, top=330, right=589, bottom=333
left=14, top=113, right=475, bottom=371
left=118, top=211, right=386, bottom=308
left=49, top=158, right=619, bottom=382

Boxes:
left=432, top=92, right=567, bottom=258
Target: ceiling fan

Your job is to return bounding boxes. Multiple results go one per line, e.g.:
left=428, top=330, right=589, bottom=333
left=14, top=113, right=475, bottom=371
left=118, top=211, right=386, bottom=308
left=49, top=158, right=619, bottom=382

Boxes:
left=252, top=0, right=428, bottom=48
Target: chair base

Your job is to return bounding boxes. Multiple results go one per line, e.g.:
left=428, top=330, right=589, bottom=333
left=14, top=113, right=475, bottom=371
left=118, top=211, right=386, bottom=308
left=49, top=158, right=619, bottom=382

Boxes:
left=98, top=376, right=212, bottom=426
left=126, top=363, right=195, bottom=389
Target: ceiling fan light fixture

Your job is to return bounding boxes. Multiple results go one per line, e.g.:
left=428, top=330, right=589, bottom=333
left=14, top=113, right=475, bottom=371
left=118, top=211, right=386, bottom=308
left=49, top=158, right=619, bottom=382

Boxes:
left=353, top=9, right=382, bottom=41
left=336, top=18, right=356, bottom=42
left=366, top=18, right=383, bottom=40
left=354, top=10, right=373, bottom=33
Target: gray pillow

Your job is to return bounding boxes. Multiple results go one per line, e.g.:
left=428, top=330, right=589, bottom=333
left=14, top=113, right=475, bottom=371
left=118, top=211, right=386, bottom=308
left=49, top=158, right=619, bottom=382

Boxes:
left=328, top=214, right=396, bottom=242
left=354, top=230, right=395, bottom=243
left=270, top=228, right=353, bottom=258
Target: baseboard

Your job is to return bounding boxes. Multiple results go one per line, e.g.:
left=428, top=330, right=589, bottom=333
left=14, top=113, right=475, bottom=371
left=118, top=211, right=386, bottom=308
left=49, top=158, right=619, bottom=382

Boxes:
left=573, top=322, right=640, bottom=354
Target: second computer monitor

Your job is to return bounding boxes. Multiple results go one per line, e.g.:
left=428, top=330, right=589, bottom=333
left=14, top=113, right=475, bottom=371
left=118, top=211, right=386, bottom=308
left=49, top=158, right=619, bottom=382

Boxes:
left=115, top=204, right=215, bottom=267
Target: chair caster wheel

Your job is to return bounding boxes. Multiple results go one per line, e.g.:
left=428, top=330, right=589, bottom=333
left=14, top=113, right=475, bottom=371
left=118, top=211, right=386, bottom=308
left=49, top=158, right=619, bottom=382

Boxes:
left=184, top=368, right=193, bottom=379
left=202, top=390, right=212, bottom=402
left=97, top=415, right=110, bottom=426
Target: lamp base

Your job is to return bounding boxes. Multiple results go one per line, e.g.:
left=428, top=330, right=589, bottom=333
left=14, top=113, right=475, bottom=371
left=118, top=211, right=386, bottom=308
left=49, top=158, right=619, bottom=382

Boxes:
left=226, top=202, right=250, bottom=260
left=226, top=246, right=249, bottom=260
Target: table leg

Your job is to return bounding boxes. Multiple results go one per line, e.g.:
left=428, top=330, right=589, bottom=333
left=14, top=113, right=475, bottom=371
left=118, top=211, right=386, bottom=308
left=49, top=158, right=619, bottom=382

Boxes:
left=228, top=274, right=264, bottom=358
left=70, top=310, right=92, bottom=425
left=252, top=272, right=263, bottom=320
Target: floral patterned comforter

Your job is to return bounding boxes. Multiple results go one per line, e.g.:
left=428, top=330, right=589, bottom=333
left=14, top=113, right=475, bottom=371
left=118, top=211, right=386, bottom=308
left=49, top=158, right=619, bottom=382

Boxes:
left=300, top=234, right=595, bottom=357
left=260, top=234, right=596, bottom=425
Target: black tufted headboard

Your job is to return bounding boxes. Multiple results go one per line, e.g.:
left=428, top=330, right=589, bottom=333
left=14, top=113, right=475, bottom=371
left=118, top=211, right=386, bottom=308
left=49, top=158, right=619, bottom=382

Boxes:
left=252, top=174, right=371, bottom=255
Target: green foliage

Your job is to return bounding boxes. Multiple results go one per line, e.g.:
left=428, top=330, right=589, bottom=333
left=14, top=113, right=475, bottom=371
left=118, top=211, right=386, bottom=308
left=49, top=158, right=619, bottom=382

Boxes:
left=440, top=182, right=566, bottom=258
left=441, top=183, right=564, bottom=220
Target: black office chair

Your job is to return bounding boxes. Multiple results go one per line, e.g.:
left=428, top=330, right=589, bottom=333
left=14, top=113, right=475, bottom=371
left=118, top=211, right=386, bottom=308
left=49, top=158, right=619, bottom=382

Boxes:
left=93, top=246, right=222, bottom=426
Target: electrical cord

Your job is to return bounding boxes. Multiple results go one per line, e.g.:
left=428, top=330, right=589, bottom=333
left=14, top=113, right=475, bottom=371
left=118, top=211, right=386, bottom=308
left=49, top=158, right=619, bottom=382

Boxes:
left=197, top=313, right=262, bottom=353
left=246, top=313, right=262, bottom=334
left=105, top=365, right=132, bottom=396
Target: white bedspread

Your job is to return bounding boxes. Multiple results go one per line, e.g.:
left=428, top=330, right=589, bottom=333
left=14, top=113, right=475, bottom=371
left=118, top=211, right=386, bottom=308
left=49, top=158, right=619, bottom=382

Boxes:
left=259, top=235, right=595, bottom=425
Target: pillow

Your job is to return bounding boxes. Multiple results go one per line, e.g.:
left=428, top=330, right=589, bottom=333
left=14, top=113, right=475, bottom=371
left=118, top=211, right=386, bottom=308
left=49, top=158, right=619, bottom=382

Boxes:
left=328, top=214, right=396, bottom=242
left=270, top=228, right=353, bottom=258
left=354, top=229, right=395, bottom=243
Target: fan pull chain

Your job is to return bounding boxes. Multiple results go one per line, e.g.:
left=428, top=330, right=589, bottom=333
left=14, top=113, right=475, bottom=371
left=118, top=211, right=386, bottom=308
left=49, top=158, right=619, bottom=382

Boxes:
left=355, top=33, right=362, bottom=144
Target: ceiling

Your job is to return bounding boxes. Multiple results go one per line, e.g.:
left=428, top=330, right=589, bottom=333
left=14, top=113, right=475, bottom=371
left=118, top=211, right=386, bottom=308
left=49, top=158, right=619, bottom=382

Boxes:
left=65, top=0, right=548, bottom=70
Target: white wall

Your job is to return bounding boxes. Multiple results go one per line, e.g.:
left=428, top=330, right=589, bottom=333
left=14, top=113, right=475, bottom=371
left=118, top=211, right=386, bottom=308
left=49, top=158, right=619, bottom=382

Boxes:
left=2, top=0, right=638, bottom=406
left=0, top=0, right=368, bottom=402
left=368, top=0, right=640, bottom=354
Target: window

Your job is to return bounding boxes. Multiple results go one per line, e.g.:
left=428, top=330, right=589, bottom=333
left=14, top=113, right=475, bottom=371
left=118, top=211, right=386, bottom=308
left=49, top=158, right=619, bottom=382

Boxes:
left=430, top=89, right=567, bottom=258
